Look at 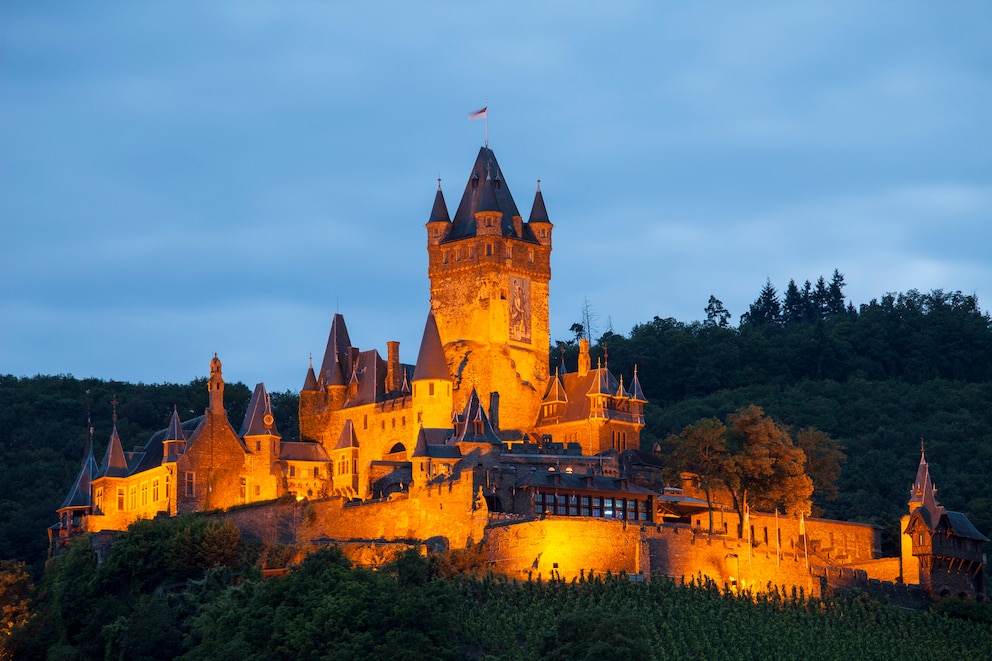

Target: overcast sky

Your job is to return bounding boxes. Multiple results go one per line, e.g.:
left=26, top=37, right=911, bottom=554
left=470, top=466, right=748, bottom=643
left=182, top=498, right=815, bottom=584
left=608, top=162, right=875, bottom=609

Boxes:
left=2, top=1, right=990, bottom=394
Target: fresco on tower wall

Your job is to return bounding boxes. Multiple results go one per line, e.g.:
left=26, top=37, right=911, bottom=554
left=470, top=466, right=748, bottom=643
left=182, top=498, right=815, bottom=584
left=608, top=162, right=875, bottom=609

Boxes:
left=509, top=276, right=531, bottom=344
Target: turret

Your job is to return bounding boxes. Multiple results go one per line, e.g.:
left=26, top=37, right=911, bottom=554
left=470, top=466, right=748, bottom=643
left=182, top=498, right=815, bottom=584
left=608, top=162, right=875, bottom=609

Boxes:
left=412, top=310, right=453, bottom=429
left=208, top=353, right=224, bottom=416
left=162, top=406, right=187, bottom=461
left=528, top=180, right=552, bottom=247
left=426, top=179, right=451, bottom=247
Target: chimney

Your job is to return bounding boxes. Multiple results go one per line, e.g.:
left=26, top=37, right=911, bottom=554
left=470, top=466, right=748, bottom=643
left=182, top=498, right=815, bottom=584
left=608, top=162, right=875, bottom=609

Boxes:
left=578, top=339, right=591, bottom=376
left=489, top=391, right=500, bottom=431
left=386, top=341, right=401, bottom=392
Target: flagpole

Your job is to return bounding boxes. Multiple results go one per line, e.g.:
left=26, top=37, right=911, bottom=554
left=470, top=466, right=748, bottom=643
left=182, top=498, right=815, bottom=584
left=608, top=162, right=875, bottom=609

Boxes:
left=485, top=99, right=489, bottom=147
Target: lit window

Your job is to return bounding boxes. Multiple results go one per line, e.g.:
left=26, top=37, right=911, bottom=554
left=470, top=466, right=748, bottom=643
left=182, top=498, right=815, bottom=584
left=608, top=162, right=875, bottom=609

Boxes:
left=141, top=482, right=148, bottom=506
left=117, top=488, right=125, bottom=511
left=152, top=479, right=159, bottom=502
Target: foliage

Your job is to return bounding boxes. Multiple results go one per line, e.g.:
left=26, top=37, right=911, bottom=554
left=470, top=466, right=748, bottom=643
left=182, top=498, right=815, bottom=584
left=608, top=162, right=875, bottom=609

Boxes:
left=0, top=559, right=33, bottom=660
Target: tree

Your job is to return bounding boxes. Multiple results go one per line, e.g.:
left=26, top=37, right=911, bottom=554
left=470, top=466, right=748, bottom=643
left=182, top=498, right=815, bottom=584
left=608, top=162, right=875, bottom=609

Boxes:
left=667, top=418, right=728, bottom=533
left=782, top=280, right=804, bottom=324
left=794, top=427, right=845, bottom=513
left=741, top=279, right=781, bottom=326
left=0, top=560, right=33, bottom=660
left=704, top=296, right=731, bottom=328
left=721, top=406, right=813, bottom=534
left=827, top=269, right=847, bottom=316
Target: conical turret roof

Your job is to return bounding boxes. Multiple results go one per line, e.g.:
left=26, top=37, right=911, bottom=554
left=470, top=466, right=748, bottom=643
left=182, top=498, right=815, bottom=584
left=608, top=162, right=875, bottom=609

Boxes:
left=165, top=406, right=185, bottom=442
left=629, top=366, right=647, bottom=402
left=909, top=444, right=943, bottom=519
left=528, top=183, right=550, bottom=223
left=318, top=313, right=351, bottom=387
left=99, top=423, right=130, bottom=478
left=59, top=431, right=99, bottom=510
left=428, top=181, right=450, bottom=223
left=302, top=359, right=318, bottom=392
left=413, top=310, right=450, bottom=381
left=241, top=383, right=280, bottom=437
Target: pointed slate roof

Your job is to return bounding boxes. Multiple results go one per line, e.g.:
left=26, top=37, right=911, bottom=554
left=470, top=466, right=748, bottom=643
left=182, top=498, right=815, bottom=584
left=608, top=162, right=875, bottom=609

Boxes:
left=452, top=388, right=502, bottom=445
left=333, top=419, right=359, bottom=451
left=302, top=360, right=318, bottom=392
left=443, top=147, right=537, bottom=244
left=165, top=406, right=185, bottom=442
left=280, top=441, right=330, bottom=462
left=909, top=446, right=942, bottom=520
left=241, top=383, right=280, bottom=437
left=413, top=426, right=462, bottom=459
left=428, top=181, right=450, bottom=223
left=528, top=183, right=550, bottom=223
left=629, top=366, right=646, bottom=402
left=318, top=313, right=351, bottom=387
left=413, top=310, right=450, bottom=381
left=59, top=433, right=99, bottom=510
left=542, top=371, right=568, bottom=404
left=586, top=367, right=613, bottom=397
left=99, top=424, right=130, bottom=478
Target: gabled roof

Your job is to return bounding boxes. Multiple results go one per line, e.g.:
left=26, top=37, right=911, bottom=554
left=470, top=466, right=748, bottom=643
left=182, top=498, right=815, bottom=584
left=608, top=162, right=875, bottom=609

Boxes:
left=443, top=147, right=538, bottom=244
left=452, top=388, right=501, bottom=445
left=59, top=434, right=99, bottom=510
left=240, top=383, right=280, bottom=438
left=280, top=441, right=331, bottom=462
left=412, top=427, right=461, bottom=459
left=333, top=420, right=359, bottom=451
left=428, top=181, right=450, bottom=224
left=528, top=184, right=550, bottom=223
left=131, top=416, right=202, bottom=475
left=318, top=313, right=351, bottom=388
left=586, top=367, right=614, bottom=397
left=542, top=371, right=568, bottom=404
left=98, top=424, right=130, bottom=479
left=944, top=511, right=990, bottom=542
left=413, top=310, right=450, bottom=381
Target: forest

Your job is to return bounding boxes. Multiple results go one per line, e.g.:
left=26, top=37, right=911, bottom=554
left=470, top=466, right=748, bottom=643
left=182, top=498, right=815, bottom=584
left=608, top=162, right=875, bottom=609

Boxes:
left=2, top=271, right=992, bottom=657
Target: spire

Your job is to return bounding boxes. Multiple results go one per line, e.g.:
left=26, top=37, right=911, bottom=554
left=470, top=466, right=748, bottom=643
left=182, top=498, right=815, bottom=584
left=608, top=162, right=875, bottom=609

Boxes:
left=241, top=383, right=280, bottom=437
left=444, top=147, right=527, bottom=243
left=909, top=442, right=943, bottom=520
left=165, top=406, right=185, bottom=442
left=452, top=388, right=501, bottom=445
left=412, top=426, right=430, bottom=459
left=528, top=180, right=550, bottom=223
left=616, top=374, right=630, bottom=398
left=629, top=365, right=647, bottom=402
left=413, top=310, right=450, bottom=381
left=99, top=411, right=130, bottom=479
left=302, top=355, right=318, bottom=392
left=318, top=314, right=351, bottom=388
left=586, top=365, right=611, bottom=396
left=428, top=178, right=451, bottom=223
left=58, top=411, right=100, bottom=510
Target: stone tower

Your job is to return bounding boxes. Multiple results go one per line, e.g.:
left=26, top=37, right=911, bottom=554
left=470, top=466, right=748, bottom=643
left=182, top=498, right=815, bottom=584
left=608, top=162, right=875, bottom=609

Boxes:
left=425, top=147, right=552, bottom=432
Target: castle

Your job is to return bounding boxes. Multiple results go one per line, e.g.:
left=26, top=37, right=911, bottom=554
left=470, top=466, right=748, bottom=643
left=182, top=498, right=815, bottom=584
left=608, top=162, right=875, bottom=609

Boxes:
left=53, top=145, right=987, bottom=600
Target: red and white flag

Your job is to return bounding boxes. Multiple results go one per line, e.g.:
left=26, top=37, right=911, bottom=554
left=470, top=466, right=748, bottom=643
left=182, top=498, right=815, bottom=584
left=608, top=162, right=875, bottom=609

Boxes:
left=468, top=106, right=488, bottom=120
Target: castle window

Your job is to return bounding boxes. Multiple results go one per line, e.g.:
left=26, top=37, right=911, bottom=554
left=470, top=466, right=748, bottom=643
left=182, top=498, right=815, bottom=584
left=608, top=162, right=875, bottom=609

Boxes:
left=129, top=486, right=138, bottom=510
left=443, top=252, right=449, bottom=264
left=528, top=250, right=534, bottom=263
left=392, top=418, right=396, bottom=429
left=186, top=472, right=195, bottom=497
left=486, top=243, right=492, bottom=256
left=486, top=217, right=493, bottom=228
left=429, top=382, right=435, bottom=396
left=402, top=416, right=406, bottom=426
left=313, top=467, right=320, bottom=478
left=353, top=458, right=357, bottom=474
left=140, top=482, right=148, bottom=506
left=381, top=420, right=386, bottom=430
left=541, top=228, right=547, bottom=238
left=417, top=412, right=422, bottom=423
left=506, top=246, right=511, bottom=259
left=363, top=414, right=368, bottom=430
left=433, top=227, right=439, bottom=238
left=118, top=488, right=125, bottom=511
left=240, top=478, right=246, bottom=500
left=152, top=479, right=159, bottom=502
left=456, top=249, right=461, bottom=261
left=255, top=485, right=261, bottom=496
left=469, top=247, right=475, bottom=259
left=256, top=440, right=262, bottom=451
left=290, top=465, right=296, bottom=478
left=95, top=487, right=104, bottom=513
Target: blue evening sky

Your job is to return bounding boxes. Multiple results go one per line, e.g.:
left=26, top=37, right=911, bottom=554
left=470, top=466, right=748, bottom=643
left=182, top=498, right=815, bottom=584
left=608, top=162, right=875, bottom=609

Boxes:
left=2, top=2, right=990, bottom=393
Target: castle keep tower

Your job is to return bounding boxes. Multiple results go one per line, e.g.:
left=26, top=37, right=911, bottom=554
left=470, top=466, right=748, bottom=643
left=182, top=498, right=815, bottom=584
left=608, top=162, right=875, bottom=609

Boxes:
left=426, top=148, right=552, bottom=432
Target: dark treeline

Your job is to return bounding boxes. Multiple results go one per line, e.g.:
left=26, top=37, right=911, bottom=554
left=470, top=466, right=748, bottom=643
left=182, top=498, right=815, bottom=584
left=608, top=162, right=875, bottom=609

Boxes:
left=558, top=273, right=992, bottom=552
left=0, top=375, right=298, bottom=574
left=6, top=529, right=991, bottom=660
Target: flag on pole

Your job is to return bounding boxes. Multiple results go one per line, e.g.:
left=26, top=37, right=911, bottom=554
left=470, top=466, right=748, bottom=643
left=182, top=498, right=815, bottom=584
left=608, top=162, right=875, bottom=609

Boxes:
left=468, top=106, right=488, bottom=120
